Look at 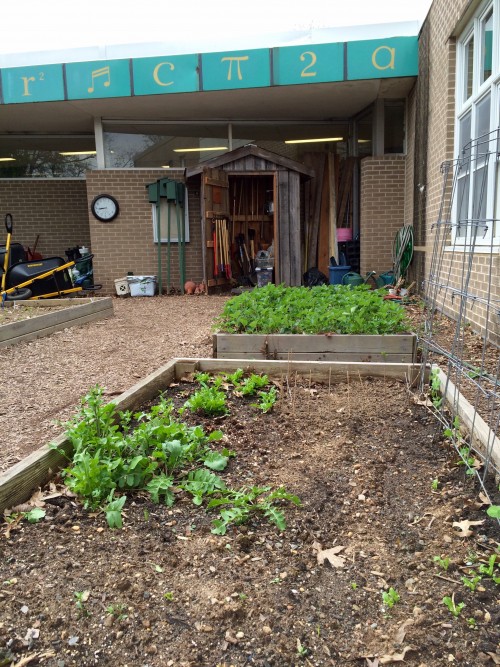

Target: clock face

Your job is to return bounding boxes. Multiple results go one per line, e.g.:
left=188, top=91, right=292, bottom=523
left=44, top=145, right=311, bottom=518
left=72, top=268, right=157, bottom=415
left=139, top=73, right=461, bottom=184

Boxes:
left=91, top=194, right=119, bottom=222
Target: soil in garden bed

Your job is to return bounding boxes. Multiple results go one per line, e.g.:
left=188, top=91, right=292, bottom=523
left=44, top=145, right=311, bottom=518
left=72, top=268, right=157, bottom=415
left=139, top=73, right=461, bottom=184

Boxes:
left=1, top=375, right=499, bottom=667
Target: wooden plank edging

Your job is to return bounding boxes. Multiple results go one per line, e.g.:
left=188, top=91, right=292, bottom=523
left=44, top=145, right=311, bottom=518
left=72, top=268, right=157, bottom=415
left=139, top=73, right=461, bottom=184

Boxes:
left=0, top=358, right=423, bottom=514
left=434, top=365, right=500, bottom=472
left=0, top=298, right=114, bottom=347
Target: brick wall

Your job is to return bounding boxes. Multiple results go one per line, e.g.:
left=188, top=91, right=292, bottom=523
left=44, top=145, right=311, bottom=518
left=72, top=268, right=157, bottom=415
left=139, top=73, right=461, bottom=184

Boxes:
left=86, top=170, right=203, bottom=295
left=360, top=155, right=406, bottom=276
left=0, top=179, right=89, bottom=258
left=419, top=0, right=500, bottom=340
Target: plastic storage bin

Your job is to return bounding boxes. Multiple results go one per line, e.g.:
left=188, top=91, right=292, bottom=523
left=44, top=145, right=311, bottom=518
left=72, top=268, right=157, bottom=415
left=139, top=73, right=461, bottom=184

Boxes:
left=114, top=277, right=130, bottom=297
left=329, top=265, right=351, bottom=285
left=255, top=267, right=273, bottom=287
left=127, top=275, right=157, bottom=297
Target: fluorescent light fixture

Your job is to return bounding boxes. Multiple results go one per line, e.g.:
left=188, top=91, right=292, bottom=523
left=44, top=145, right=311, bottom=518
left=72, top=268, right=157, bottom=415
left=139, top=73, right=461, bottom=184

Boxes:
left=173, top=146, right=227, bottom=153
left=0, top=157, right=15, bottom=162
left=59, top=150, right=97, bottom=156
left=161, top=165, right=171, bottom=169
left=284, top=137, right=343, bottom=144
left=358, top=139, right=371, bottom=143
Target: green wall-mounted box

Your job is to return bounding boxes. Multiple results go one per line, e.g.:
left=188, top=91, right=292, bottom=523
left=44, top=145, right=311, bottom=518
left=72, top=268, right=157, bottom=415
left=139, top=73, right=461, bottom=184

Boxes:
left=146, top=182, right=159, bottom=203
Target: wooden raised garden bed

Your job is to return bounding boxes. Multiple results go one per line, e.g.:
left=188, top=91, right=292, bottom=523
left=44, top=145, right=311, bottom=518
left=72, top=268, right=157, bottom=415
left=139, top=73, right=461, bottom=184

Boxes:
left=0, top=357, right=423, bottom=513
left=213, top=333, right=417, bottom=362
left=0, top=297, right=114, bottom=348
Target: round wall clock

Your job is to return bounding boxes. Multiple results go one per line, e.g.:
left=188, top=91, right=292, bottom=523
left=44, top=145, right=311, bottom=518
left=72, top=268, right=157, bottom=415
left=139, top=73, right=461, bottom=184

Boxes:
left=90, top=194, right=119, bottom=222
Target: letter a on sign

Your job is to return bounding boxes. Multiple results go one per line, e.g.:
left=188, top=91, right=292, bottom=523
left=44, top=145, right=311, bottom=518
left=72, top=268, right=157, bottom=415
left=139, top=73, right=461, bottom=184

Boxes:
left=371, top=46, right=396, bottom=71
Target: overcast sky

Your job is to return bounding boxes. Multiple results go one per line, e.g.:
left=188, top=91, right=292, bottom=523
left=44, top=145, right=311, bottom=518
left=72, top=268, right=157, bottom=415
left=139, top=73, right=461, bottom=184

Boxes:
left=0, top=0, right=433, bottom=58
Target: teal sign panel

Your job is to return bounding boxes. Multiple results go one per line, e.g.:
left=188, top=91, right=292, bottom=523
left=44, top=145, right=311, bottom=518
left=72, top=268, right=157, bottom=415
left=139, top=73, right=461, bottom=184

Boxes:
left=201, top=48, right=270, bottom=91
left=347, top=36, right=418, bottom=80
left=133, top=53, right=199, bottom=95
left=66, top=59, right=131, bottom=99
left=2, top=63, right=64, bottom=104
left=273, top=42, right=344, bottom=86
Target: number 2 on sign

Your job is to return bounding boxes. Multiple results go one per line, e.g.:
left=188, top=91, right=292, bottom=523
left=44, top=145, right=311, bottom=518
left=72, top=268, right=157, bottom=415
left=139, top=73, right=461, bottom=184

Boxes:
left=300, top=51, right=317, bottom=77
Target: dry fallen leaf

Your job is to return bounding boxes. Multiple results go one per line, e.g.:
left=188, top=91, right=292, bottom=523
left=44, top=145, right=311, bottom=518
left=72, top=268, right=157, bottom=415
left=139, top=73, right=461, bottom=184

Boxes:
left=486, top=652, right=500, bottom=665
left=379, top=645, right=417, bottom=664
left=394, top=618, right=414, bottom=644
left=452, top=519, right=485, bottom=538
left=313, top=541, right=346, bottom=568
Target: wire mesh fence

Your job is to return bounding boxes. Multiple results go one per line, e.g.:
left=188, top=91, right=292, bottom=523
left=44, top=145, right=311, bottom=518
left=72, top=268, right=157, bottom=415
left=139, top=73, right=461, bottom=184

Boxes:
left=419, top=129, right=500, bottom=507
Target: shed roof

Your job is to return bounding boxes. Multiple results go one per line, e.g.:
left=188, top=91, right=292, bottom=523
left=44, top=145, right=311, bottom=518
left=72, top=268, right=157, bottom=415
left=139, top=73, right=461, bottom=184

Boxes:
left=185, top=144, right=315, bottom=179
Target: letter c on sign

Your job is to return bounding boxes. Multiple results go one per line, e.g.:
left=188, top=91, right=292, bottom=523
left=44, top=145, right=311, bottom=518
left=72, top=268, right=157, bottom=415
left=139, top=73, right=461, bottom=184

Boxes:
left=153, top=62, right=175, bottom=87
left=371, top=46, right=396, bottom=71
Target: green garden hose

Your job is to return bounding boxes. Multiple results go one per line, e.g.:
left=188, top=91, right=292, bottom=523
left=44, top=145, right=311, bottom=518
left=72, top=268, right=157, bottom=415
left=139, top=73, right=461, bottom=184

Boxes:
left=393, top=225, right=414, bottom=282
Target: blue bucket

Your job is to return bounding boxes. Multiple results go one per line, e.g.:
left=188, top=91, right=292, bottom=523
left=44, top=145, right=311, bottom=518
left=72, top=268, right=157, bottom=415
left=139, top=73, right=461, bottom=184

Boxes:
left=329, top=265, right=351, bottom=285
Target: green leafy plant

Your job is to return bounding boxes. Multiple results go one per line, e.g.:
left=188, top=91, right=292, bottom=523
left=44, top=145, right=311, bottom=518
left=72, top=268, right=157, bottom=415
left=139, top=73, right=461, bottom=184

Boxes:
left=208, top=485, right=301, bottom=535
left=239, top=373, right=270, bottom=396
left=182, top=385, right=228, bottom=416
left=431, top=478, right=439, bottom=491
left=213, top=283, right=410, bottom=335
left=479, top=554, right=498, bottom=581
left=467, top=617, right=477, bottom=628
left=163, top=591, right=174, bottom=601
left=429, top=367, right=443, bottom=409
left=24, top=508, right=46, bottom=523
left=104, top=492, right=126, bottom=529
left=252, top=386, right=278, bottom=413
left=433, top=555, right=450, bottom=571
left=461, top=574, right=482, bottom=591
left=443, top=594, right=465, bottom=618
left=486, top=505, right=500, bottom=519
left=382, top=587, right=400, bottom=609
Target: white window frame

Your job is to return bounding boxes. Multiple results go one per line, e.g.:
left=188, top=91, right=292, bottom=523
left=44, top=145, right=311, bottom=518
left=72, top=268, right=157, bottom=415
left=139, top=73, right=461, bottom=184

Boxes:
left=453, top=0, right=500, bottom=250
left=152, top=194, right=190, bottom=244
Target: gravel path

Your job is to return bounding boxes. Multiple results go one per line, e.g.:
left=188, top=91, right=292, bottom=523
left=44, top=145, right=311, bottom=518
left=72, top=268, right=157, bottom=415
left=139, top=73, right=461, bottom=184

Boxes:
left=0, top=295, right=229, bottom=471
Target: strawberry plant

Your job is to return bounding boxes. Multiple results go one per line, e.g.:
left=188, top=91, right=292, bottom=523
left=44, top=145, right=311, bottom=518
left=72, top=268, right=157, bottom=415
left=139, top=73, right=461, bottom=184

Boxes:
left=214, top=283, right=410, bottom=335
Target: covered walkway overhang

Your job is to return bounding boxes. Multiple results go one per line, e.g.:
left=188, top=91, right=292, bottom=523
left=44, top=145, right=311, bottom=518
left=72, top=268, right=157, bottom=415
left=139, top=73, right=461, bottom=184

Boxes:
left=0, top=33, right=417, bottom=162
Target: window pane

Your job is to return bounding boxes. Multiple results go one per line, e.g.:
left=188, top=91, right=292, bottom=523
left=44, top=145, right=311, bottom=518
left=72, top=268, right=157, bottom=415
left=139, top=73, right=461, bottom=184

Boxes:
left=456, top=175, right=470, bottom=237
left=475, top=93, right=491, bottom=159
left=459, top=111, right=472, bottom=158
left=472, top=165, right=488, bottom=233
left=464, top=36, right=474, bottom=100
left=481, top=9, right=493, bottom=83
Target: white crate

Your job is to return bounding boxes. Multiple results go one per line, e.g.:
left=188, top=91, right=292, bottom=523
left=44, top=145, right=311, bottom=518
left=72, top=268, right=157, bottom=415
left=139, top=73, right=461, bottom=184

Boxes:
left=127, top=275, right=157, bottom=297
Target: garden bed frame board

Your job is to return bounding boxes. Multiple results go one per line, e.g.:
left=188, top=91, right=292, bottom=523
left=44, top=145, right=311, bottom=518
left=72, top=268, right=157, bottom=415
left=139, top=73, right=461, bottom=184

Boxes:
left=0, top=297, right=114, bottom=348
left=1, top=357, right=428, bottom=514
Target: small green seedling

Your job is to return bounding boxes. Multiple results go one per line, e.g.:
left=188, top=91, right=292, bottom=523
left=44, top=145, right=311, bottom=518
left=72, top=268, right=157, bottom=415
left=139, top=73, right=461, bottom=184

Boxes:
left=296, top=639, right=309, bottom=658
left=431, top=478, right=439, bottom=491
left=382, top=587, right=400, bottom=609
left=461, top=575, right=482, bottom=591
left=486, top=505, right=500, bottom=519
left=163, top=591, right=174, bottom=601
left=104, top=492, right=126, bottom=529
left=74, top=590, right=90, bottom=616
left=193, top=371, right=211, bottom=386
left=270, top=577, right=282, bottom=585
left=433, top=555, right=450, bottom=571
left=430, top=368, right=443, bottom=409
left=252, top=386, right=278, bottom=413
left=479, top=554, right=498, bottom=579
left=443, top=594, right=465, bottom=618
left=350, top=582, right=358, bottom=590
left=467, top=617, right=477, bottom=628
left=239, top=373, right=270, bottom=396
left=106, top=603, right=128, bottom=620
left=24, top=508, right=46, bottom=523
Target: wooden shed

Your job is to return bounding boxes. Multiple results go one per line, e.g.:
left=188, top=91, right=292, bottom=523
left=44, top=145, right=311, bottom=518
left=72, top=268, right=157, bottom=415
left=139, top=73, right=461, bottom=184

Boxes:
left=186, top=145, right=314, bottom=291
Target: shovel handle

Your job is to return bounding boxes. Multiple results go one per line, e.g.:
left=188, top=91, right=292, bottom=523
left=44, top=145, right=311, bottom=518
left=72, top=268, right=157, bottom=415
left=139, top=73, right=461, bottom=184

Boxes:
left=5, top=214, right=12, bottom=234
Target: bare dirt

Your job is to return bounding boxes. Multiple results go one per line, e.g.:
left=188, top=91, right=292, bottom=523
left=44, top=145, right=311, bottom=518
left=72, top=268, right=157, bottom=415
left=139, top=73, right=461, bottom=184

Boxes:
left=0, top=294, right=499, bottom=667
left=0, top=374, right=499, bottom=667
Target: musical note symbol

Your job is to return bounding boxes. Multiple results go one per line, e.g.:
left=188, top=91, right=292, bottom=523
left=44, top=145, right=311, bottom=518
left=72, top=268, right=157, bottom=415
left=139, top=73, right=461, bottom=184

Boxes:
left=88, top=66, right=111, bottom=93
